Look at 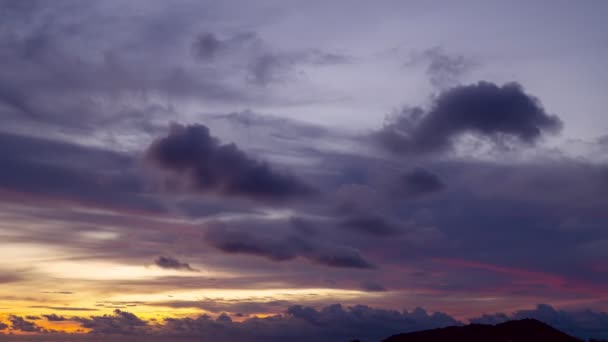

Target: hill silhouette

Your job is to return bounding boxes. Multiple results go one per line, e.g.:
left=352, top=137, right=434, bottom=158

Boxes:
left=382, top=318, right=582, bottom=342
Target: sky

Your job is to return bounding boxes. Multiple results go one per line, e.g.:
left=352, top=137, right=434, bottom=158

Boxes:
left=1, top=0, right=608, bottom=341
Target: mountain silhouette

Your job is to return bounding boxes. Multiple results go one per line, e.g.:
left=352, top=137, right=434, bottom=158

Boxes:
left=381, top=318, right=582, bottom=342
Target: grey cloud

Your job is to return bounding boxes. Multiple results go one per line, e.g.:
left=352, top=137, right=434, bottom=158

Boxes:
left=192, top=31, right=261, bottom=62
left=211, top=110, right=330, bottom=138
left=376, top=82, right=562, bottom=154
left=191, top=33, right=223, bottom=61
left=408, top=47, right=477, bottom=88
left=0, top=322, right=7, bottom=330
left=207, top=110, right=351, bottom=160
left=248, top=53, right=293, bottom=85
left=146, top=123, right=315, bottom=201
left=154, top=256, right=198, bottom=272
left=0, top=14, right=249, bottom=138
left=191, top=31, right=349, bottom=86
left=247, top=50, right=350, bottom=86
left=25, top=316, right=41, bottom=320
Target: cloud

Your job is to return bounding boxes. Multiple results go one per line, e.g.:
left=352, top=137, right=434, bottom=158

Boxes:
left=247, top=53, right=293, bottom=85
left=469, top=304, right=608, bottom=340
left=0, top=15, right=253, bottom=136
left=360, top=281, right=387, bottom=292
left=155, top=304, right=460, bottom=342
left=146, top=123, right=314, bottom=201
left=309, top=247, right=375, bottom=269
left=154, top=256, right=198, bottom=272
left=0, top=273, right=22, bottom=284
left=150, top=299, right=292, bottom=315
left=9, top=315, right=44, bottom=332
left=191, top=31, right=349, bottom=86
left=75, top=309, right=147, bottom=335
left=43, top=314, right=67, bottom=321
left=191, top=33, right=224, bottom=61
left=209, top=110, right=331, bottom=140
left=205, top=229, right=299, bottom=261
left=0, top=322, right=7, bottom=330
left=376, top=81, right=562, bottom=154
left=0, top=131, right=164, bottom=214
left=339, top=214, right=401, bottom=236
left=205, top=226, right=374, bottom=269
left=408, top=47, right=477, bottom=88
left=29, top=306, right=97, bottom=311
left=399, top=168, right=445, bottom=197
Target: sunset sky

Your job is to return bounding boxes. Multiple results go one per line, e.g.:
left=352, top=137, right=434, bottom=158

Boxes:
left=1, top=1, right=608, bottom=341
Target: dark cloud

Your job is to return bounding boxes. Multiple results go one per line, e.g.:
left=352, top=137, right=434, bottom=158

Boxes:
left=9, top=315, right=44, bottom=332
left=154, top=256, right=198, bottom=272
left=308, top=247, right=375, bottom=269
left=376, top=82, right=562, bottom=154
left=25, top=316, right=41, bottom=320
left=470, top=304, right=608, bottom=340
left=339, top=214, right=401, bottom=236
left=0, top=322, right=7, bottom=330
left=360, top=281, right=387, bottom=292
left=75, top=309, right=147, bottom=335
left=205, top=229, right=300, bottom=261
left=399, top=168, right=445, bottom=197
left=43, top=314, right=67, bottom=321
left=205, top=226, right=374, bottom=269
left=146, top=123, right=314, bottom=201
